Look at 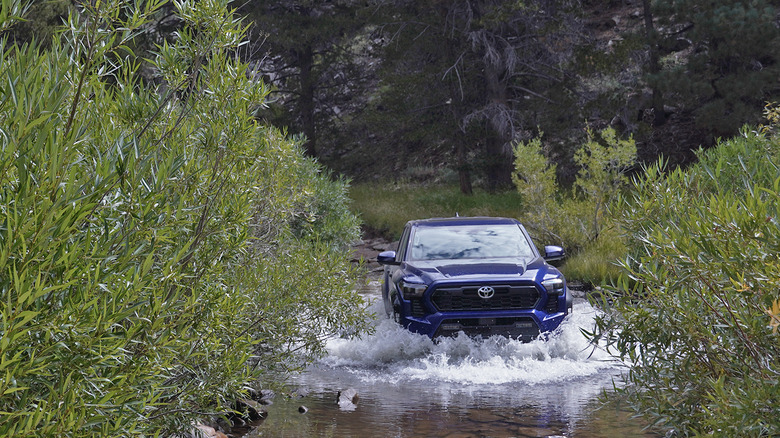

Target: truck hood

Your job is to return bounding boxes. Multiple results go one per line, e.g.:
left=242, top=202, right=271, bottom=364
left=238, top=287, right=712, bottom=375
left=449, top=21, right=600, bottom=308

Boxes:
left=402, top=257, right=546, bottom=283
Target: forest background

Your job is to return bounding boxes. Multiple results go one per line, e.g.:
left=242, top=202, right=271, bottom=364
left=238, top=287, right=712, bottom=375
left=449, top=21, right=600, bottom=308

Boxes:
left=15, top=0, right=780, bottom=198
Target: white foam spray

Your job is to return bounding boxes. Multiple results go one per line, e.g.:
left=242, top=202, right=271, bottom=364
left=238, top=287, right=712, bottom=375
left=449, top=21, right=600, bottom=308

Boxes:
left=316, top=298, right=622, bottom=386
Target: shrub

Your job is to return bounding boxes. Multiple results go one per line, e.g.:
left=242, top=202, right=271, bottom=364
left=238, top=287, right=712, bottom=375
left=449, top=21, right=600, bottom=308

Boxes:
left=512, top=127, right=636, bottom=252
left=588, top=128, right=780, bottom=436
left=511, top=135, right=563, bottom=244
left=573, top=127, right=636, bottom=239
left=0, top=0, right=370, bottom=435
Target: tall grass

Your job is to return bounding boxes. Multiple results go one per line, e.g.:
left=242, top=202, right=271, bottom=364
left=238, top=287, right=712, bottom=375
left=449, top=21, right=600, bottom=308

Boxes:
left=558, top=227, right=626, bottom=286
left=349, top=183, right=525, bottom=239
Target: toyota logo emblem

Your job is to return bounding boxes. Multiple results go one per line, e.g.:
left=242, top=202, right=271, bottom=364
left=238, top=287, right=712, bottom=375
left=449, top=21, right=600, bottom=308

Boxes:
left=477, top=286, right=495, bottom=299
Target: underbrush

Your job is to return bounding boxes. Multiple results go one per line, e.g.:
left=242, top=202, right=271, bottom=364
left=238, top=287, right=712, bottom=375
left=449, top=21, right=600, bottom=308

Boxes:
left=558, top=227, right=626, bottom=286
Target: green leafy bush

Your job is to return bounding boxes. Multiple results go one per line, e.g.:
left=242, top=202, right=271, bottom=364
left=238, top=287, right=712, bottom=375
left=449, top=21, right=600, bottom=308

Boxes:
left=0, top=0, right=370, bottom=435
left=573, top=127, right=636, bottom=239
left=588, top=128, right=780, bottom=436
left=512, top=127, right=636, bottom=253
left=511, top=135, right=564, bottom=244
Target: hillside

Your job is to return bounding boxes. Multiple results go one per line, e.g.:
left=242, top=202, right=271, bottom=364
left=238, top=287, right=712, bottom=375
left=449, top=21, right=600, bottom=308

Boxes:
left=305, top=0, right=777, bottom=188
left=9, top=1, right=778, bottom=189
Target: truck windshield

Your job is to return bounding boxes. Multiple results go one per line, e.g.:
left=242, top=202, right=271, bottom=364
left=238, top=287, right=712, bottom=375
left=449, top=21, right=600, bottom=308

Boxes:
left=408, top=224, right=535, bottom=261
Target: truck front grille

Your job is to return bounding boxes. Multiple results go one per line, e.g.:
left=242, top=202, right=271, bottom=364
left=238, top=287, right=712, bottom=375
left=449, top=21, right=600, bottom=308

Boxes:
left=431, top=284, right=540, bottom=311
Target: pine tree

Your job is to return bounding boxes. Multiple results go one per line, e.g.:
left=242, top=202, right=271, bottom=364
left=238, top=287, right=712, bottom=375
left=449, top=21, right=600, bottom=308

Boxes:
left=366, top=0, right=583, bottom=192
left=238, top=0, right=372, bottom=158
left=653, top=0, right=780, bottom=136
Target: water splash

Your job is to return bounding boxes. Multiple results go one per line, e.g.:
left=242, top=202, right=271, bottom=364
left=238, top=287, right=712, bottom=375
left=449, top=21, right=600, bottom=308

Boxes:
left=317, top=299, right=621, bottom=386
left=274, top=298, right=650, bottom=438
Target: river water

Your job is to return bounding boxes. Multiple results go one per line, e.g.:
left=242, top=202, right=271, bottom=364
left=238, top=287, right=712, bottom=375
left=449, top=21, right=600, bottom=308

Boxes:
left=245, top=280, right=659, bottom=438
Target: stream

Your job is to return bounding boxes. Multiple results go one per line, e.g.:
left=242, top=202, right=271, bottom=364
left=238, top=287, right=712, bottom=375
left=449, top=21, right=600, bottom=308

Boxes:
left=243, top=277, right=659, bottom=438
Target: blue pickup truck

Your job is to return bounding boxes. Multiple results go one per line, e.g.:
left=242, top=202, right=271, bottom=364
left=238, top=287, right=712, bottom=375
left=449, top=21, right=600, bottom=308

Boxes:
left=377, top=217, right=572, bottom=340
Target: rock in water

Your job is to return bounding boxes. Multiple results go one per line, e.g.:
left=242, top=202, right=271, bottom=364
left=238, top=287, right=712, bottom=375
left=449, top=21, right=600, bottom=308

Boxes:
left=236, top=398, right=267, bottom=422
left=337, top=388, right=359, bottom=411
left=193, top=424, right=228, bottom=438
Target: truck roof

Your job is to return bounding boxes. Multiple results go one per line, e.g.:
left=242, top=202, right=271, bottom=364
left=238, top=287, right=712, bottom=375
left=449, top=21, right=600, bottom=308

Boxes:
left=407, top=216, right=521, bottom=227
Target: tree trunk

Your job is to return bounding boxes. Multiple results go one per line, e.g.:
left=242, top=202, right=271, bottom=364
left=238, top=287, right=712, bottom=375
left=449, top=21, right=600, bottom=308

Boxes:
left=483, top=63, right=513, bottom=192
left=642, top=0, right=666, bottom=126
left=297, top=44, right=318, bottom=156
left=456, top=139, right=473, bottom=195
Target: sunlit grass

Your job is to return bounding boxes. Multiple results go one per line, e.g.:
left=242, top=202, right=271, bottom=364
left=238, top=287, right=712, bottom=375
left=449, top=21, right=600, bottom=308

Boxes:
left=349, top=183, right=525, bottom=240
left=560, top=227, right=627, bottom=286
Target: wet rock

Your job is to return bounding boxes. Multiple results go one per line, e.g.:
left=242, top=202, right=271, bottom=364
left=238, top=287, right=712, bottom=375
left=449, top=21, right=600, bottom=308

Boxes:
left=258, top=389, right=275, bottom=406
left=350, top=238, right=397, bottom=269
left=290, top=387, right=309, bottom=398
left=193, top=424, right=228, bottom=438
left=236, top=398, right=267, bottom=422
left=214, top=417, right=232, bottom=433
left=213, top=398, right=266, bottom=437
left=337, top=388, right=359, bottom=410
left=223, top=399, right=267, bottom=437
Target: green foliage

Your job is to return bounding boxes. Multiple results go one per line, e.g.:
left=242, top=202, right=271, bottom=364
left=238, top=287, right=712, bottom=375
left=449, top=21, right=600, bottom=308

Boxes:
left=587, top=128, right=780, bottom=435
left=511, top=134, right=568, bottom=245
left=512, top=128, right=636, bottom=251
left=0, top=0, right=370, bottom=435
left=759, top=101, right=780, bottom=136
left=574, top=126, right=636, bottom=238
left=289, top=166, right=361, bottom=248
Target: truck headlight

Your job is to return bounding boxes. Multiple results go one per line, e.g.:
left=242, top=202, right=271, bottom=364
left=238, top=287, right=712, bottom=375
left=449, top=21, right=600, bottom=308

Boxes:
left=542, top=278, right=564, bottom=296
left=401, top=282, right=427, bottom=298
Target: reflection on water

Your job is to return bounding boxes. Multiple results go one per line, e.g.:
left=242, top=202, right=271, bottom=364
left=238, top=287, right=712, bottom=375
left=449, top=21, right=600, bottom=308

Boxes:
left=246, top=293, right=659, bottom=437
